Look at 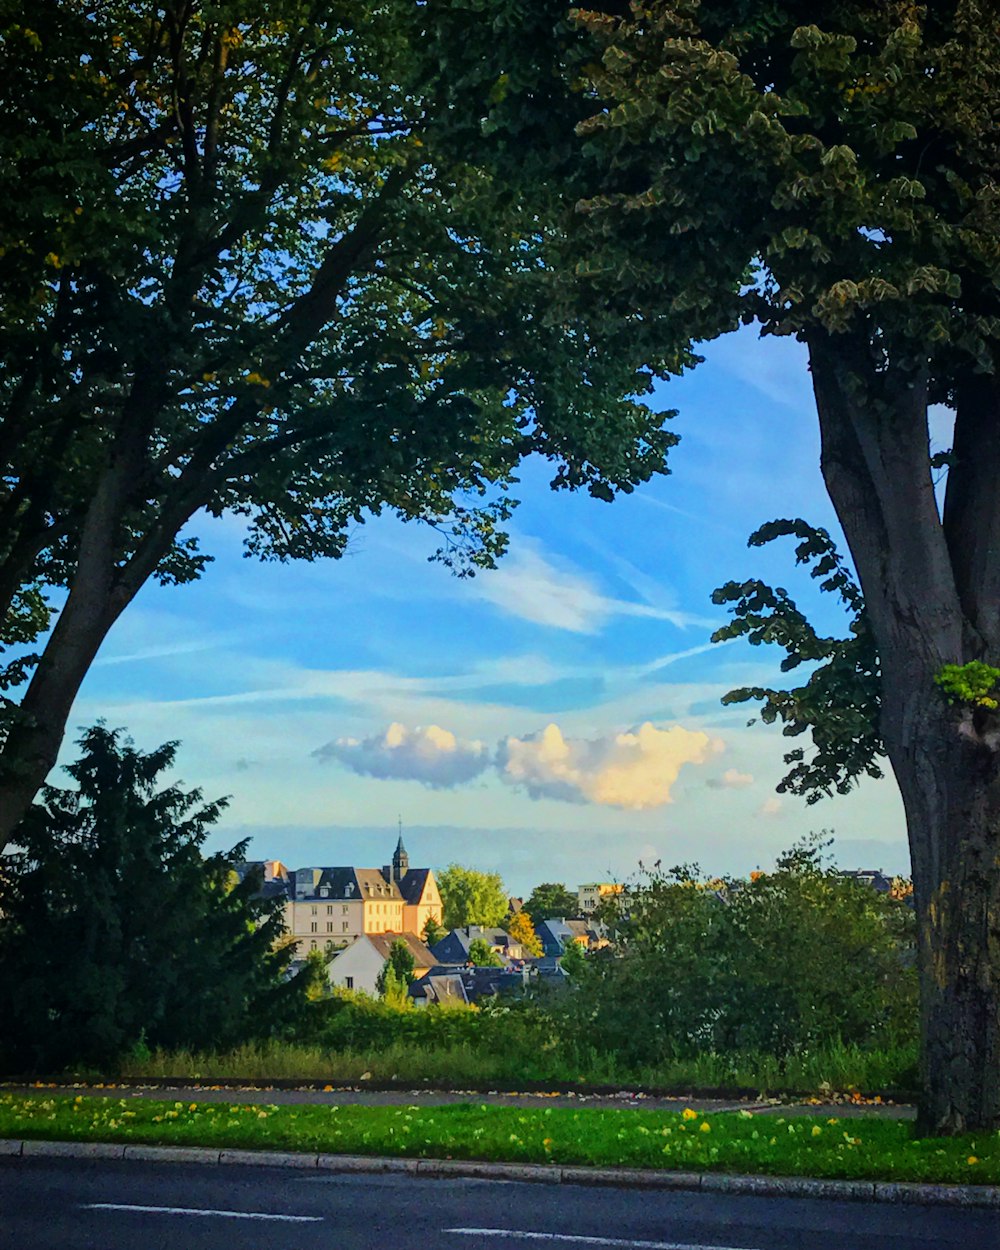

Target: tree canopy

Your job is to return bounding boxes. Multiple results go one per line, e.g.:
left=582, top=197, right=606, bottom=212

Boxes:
left=431, top=0, right=1000, bottom=1134
left=0, top=0, right=674, bottom=845
left=523, top=882, right=578, bottom=923
left=0, top=724, right=309, bottom=1071
left=437, top=863, right=508, bottom=930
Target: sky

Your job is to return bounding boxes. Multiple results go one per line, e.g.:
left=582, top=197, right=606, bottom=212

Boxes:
left=68, top=325, right=927, bottom=896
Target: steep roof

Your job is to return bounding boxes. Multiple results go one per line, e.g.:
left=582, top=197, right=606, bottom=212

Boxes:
left=367, top=932, right=435, bottom=966
left=397, top=867, right=432, bottom=905
left=354, top=868, right=403, bottom=901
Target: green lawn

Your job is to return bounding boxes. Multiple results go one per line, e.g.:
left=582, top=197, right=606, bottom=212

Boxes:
left=1, top=1093, right=997, bottom=1185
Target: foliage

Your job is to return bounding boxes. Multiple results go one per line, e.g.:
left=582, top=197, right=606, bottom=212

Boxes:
left=506, top=909, right=543, bottom=957
left=375, top=965, right=411, bottom=1009
left=523, top=882, right=579, bottom=922
left=437, top=864, right=508, bottom=930
left=0, top=0, right=677, bottom=843
left=0, top=725, right=309, bottom=1072
left=934, top=662, right=1000, bottom=710
left=421, top=915, right=446, bottom=947
left=559, top=939, right=587, bottom=978
left=375, top=939, right=416, bottom=1004
left=712, top=520, right=883, bottom=802
left=468, top=937, right=503, bottom=968
left=566, top=837, right=916, bottom=1067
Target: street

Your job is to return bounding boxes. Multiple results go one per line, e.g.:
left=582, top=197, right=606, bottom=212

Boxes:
left=1, top=1157, right=996, bottom=1250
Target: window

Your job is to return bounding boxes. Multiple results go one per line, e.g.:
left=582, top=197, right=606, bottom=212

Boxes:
left=345, top=977, right=354, bottom=990
left=342, top=922, right=349, bottom=932
left=342, top=906, right=349, bottom=915
left=310, top=940, right=317, bottom=950
left=311, top=905, right=317, bottom=915
left=310, top=922, right=317, bottom=933
left=327, top=922, right=334, bottom=932
left=327, top=905, right=333, bottom=915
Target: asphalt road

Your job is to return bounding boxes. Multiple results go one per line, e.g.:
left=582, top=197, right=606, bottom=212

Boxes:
left=1, top=1158, right=997, bottom=1250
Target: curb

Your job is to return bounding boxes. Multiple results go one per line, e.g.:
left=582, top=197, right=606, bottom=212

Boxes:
left=2, top=1138, right=999, bottom=1208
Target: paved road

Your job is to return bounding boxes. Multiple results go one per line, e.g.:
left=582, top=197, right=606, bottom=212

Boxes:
left=2, top=1084, right=915, bottom=1119
left=1, top=1157, right=995, bottom=1250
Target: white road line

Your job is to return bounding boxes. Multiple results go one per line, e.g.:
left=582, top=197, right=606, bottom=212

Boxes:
left=82, top=1202, right=322, bottom=1222
left=444, top=1230, right=758, bottom=1250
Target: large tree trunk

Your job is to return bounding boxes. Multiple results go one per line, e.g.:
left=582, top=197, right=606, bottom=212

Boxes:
left=808, top=329, right=1000, bottom=1133
left=889, top=684, right=1000, bottom=1134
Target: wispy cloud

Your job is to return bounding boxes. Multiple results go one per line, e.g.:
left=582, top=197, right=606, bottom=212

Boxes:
left=472, top=539, right=716, bottom=633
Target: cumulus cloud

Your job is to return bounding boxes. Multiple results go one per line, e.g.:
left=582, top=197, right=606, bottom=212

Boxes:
left=498, top=722, right=718, bottom=810
left=313, top=722, right=491, bottom=788
left=758, top=796, right=783, bottom=817
left=706, top=768, right=754, bottom=790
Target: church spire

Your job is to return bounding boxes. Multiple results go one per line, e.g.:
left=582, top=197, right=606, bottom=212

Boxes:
left=392, top=817, right=409, bottom=881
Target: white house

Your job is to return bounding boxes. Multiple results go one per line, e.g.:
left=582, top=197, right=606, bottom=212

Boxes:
left=328, top=931, right=435, bottom=996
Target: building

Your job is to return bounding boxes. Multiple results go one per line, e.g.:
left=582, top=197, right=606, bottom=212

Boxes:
left=239, top=835, right=443, bottom=958
left=328, top=931, right=436, bottom=996
left=429, top=926, right=524, bottom=965
left=536, top=917, right=594, bottom=957
left=577, top=882, right=623, bottom=915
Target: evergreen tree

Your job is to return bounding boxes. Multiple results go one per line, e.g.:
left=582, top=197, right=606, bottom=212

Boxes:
left=376, top=938, right=416, bottom=995
left=0, top=725, right=307, bottom=1071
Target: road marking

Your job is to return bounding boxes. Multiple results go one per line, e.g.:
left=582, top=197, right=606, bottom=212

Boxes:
left=445, top=1230, right=760, bottom=1250
left=445, top=1231, right=757, bottom=1250
left=82, top=1203, right=322, bottom=1222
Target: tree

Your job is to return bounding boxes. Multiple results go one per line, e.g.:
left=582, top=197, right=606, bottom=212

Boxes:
left=376, top=938, right=416, bottom=995
left=375, top=964, right=411, bottom=1008
left=506, top=909, right=543, bottom=957
left=437, top=864, right=508, bottom=930
left=429, top=0, right=1000, bottom=1134
left=0, top=2, right=673, bottom=847
left=558, top=938, right=587, bottom=979
left=467, top=936, right=503, bottom=968
left=0, top=724, right=307, bottom=1071
left=523, top=883, right=578, bottom=923
left=560, top=841, right=915, bottom=1068
left=421, top=915, right=446, bottom=947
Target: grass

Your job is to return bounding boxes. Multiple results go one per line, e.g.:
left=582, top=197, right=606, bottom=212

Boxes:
left=1, top=1093, right=996, bottom=1185
left=113, top=1039, right=918, bottom=1097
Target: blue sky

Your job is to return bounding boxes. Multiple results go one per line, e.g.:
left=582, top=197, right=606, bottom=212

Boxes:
left=69, top=326, right=920, bottom=895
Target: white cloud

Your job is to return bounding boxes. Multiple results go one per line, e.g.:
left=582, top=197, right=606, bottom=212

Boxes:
left=707, top=768, right=754, bottom=790
left=498, top=721, right=719, bottom=809
left=758, top=796, right=783, bottom=817
left=314, top=722, right=491, bottom=788
left=472, top=540, right=716, bottom=633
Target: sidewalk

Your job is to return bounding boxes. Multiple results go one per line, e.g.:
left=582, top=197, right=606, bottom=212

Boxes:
left=3, top=1080, right=916, bottom=1119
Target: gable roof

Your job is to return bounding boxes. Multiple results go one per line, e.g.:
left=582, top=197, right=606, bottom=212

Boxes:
left=366, top=932, right=435, bottom=966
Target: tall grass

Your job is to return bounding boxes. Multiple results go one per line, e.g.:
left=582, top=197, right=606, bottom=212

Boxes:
left=115, top=1037, right=918, bottom=1094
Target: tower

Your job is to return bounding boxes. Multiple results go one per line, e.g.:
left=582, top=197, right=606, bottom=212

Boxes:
left=392, top=820, right=409, bottom=883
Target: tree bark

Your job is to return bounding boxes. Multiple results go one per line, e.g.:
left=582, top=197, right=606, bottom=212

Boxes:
left=808, top=329, right=1000, bottom=1133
